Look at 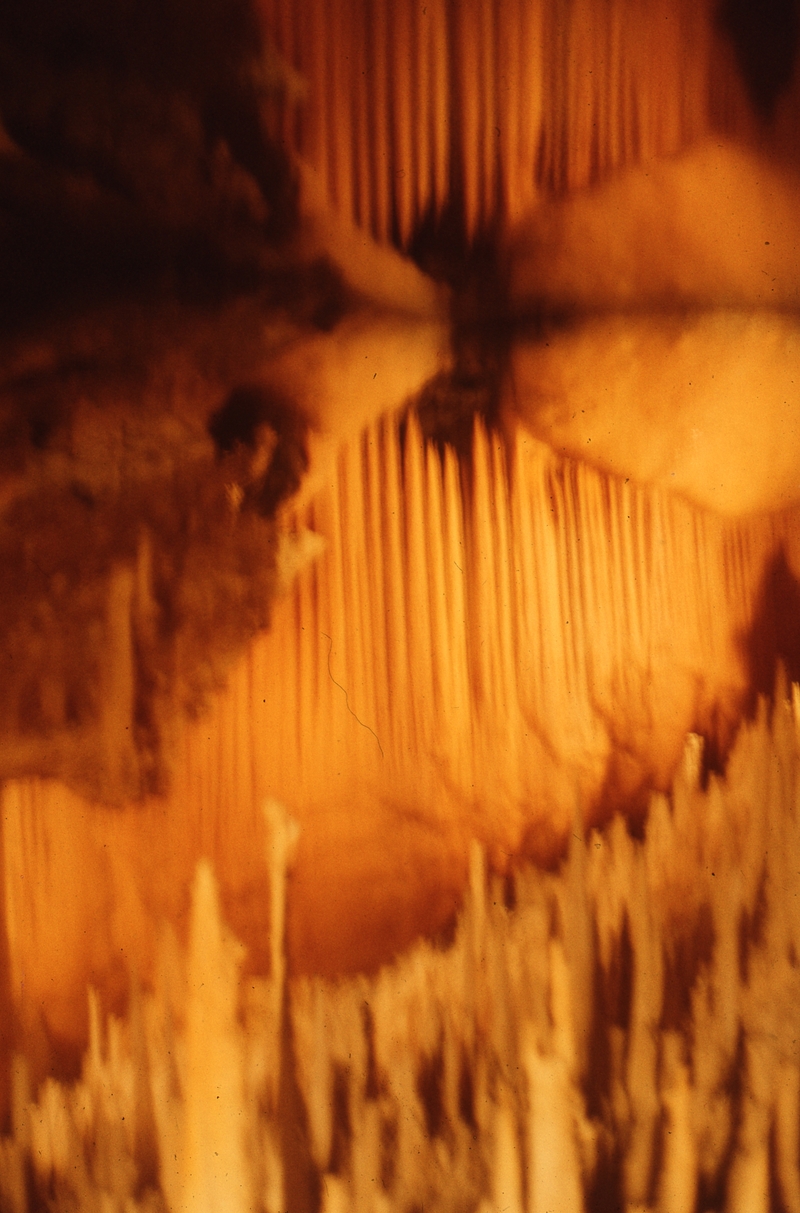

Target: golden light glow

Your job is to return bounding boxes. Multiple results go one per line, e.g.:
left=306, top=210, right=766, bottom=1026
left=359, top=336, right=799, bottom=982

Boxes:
left=4, top=699, right=800, bottom=1212
left=1, top=0, right=799, bottom=1209
left=4, top=417, right=797, bottom=1046
left=258, top=0, right=740, bottom=240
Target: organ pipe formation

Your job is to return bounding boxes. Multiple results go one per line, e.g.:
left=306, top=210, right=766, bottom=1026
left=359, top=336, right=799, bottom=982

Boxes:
left=0, top=0, right=800, bottom=1211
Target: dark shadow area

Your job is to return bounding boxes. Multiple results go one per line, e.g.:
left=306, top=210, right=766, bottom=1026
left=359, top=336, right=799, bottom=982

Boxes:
left=208, top=384, right=310, bottom=515
left=739, top=547, right=800, bottom=715
left=661, top=902, right=715, bottom=1032
left=717, top=0, right=800, bottom=118
left=695, top=546, right=800, bottom=789
left=0, top=0, right=301, bottom=333
left=416, top=1045, right=446, bottom=1140
left=409, top=205, right=514, bottom=459
left=584, top=922, right=625, bottom=1213
left=282, top=983, right=323, bottom=1213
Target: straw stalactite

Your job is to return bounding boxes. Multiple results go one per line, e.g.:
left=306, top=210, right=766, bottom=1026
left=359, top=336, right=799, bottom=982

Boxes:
left=2, top=415, right=797, bottom=1057
left=1, top=0, right=798, bottom=1204
left=258, top=0, right=773, bottom=242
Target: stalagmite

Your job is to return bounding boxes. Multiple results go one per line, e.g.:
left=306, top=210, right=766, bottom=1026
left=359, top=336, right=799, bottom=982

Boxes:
left=1, top=0, right=800, bottom=1210
left=656, top=1033, right=697, bottom=1213
left=0, top=698, right=798, bottom=1210
left=3, top=411, right=800, bottom=1041
left=179, top=862, right=250, bottom=1213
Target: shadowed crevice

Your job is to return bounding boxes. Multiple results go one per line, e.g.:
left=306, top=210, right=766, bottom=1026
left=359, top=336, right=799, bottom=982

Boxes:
left=739, top=547, right=800, bottom=713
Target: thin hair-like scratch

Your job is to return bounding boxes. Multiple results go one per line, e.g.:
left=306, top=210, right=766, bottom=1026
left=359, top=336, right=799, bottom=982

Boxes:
left=321, top=631, right=384, bottom=757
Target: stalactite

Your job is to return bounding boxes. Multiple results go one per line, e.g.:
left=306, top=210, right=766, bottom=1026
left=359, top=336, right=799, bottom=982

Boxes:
left=3, top=416, right=797, bottom=1047
left=1, top=0, right=799, bottom=1208
left=257, top=0, right=771, bottom=243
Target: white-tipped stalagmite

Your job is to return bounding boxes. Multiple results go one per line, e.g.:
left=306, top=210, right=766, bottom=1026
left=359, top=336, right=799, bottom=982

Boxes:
left=2, top=698, right=800, bottom=1211
left=1, top=0, right=800, bottom=1210
left=179, top=862, right=251, bottom=1213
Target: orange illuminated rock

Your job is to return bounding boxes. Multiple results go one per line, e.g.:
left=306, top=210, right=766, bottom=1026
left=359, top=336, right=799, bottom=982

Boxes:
left=504, top=140, right=800, bottom=516
left=5, top=414, right=800, bottom=1078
